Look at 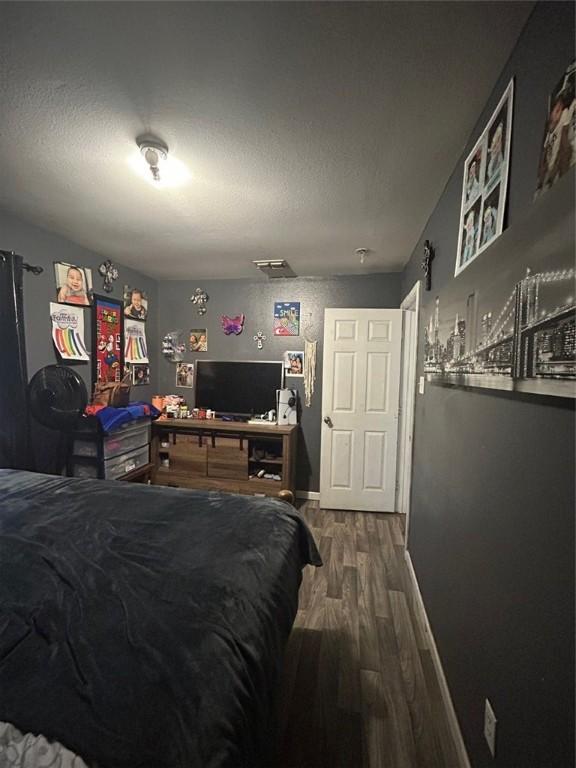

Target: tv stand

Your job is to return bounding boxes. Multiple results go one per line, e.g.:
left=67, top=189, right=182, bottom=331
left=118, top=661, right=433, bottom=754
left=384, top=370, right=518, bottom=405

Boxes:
left=151, top=418, right=298, bottom=498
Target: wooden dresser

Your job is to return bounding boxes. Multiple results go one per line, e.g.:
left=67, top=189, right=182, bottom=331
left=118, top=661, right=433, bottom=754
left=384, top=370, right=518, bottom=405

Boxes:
left=151, top=419, right=298, bottom=498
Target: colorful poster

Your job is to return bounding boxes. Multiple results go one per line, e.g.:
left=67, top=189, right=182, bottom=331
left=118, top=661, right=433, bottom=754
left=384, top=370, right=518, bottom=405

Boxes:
left=94, top=296, right=123, bottom=383
left=124, top=318, right=149, bottom=363
left=50, top=303, right=89, bottom=361
left=274, top=301, right=300, bottom=336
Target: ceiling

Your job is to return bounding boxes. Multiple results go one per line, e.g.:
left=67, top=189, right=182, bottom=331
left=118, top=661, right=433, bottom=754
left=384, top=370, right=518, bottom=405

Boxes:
left=0, top=1, right=533, bottom=280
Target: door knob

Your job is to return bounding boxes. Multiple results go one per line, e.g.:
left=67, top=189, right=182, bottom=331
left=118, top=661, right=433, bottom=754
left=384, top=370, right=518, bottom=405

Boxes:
left=323, top=416, right=333, bottom=428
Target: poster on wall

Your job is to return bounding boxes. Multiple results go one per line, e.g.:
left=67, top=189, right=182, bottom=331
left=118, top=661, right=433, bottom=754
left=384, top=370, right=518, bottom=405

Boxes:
left=54, top=262, right=93, bottom=306
left=124, top=318, right=149, bottom=363
left=189, top=329, right=208, bottom=351
left=424, top=201, right=575, bottom=398
left=284, top=350, right=304, bottom=377
left=123, top=286, right=148, bottom=321
left=93, top=295, right=123, bottom=383
left=535, top=60, right=575, bottom=197
left=49, top=303, right=89, bottom=361
left=273, top=301, right=300, bottom=336
left=455, top=80, right=514, bottom=276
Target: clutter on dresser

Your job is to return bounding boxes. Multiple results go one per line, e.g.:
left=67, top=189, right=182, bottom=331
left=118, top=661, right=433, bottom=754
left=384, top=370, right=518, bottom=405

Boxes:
left=69, top=401, right=161, bottom=481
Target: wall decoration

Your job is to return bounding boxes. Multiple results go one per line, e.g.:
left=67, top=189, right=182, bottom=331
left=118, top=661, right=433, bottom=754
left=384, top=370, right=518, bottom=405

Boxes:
left=303, top=312, right=317, bottom=407
left=93, top=295, right=123, bottom=384
left=54, top=262, right=92, bottom=306
left=190, top=287, right=209, bottom=316
left=455, top=80, right=514, bottom=276
left=176, top=362, right=194, bottom=388
left=189, top=329, right=208, bottom=352
left=274, top=301, right=300, bottom=336
left=124, top=318, right=149, bottom=363
left=162, top=331, right=186, bottom=362
left=98, top=260, right=119, bottom=293
left=284, top=350, right=304, bottom=377
left=221, top=314, right=245, bottom=335
left=424, top=186, right=575, bottom=397
left=124, top=286, right=148, bottom=321
left=536, top=60, right=575, bottom=197
left=421, top=240, right=435, bottom=291
left=131, top=363, right=150, bottom=386
left=49, top=302, right=89, bottom=361
left=253, top=330, right=267, bottom=350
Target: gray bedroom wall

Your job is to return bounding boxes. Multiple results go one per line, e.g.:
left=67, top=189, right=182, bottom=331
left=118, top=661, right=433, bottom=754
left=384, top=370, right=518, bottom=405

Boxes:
left=157, top=274, right=402, bottom=492
left=401, top=3, right=575, bottom=767
left=0, top=206, right=158, bottom=401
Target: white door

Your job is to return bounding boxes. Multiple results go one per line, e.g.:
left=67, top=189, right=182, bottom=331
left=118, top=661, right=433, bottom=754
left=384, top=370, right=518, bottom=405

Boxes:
left=320, top=308, right=403, bottom=512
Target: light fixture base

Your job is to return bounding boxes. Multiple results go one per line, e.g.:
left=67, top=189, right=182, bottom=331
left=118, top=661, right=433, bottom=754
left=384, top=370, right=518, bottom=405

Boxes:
left=137, top=137, right=168, bottom=182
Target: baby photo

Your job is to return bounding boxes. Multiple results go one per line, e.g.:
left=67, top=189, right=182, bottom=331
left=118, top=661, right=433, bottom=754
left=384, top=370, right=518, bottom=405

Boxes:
left=54, top=262, right=92, bottom=306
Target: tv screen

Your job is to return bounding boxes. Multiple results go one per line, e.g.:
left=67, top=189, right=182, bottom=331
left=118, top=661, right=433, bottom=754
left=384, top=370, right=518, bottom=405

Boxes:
left=194, top=360, right=284, bottom=417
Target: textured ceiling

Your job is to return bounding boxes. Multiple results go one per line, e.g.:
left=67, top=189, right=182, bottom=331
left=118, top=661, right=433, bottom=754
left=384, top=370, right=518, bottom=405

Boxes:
left=0, top=1, right=532, bottom=280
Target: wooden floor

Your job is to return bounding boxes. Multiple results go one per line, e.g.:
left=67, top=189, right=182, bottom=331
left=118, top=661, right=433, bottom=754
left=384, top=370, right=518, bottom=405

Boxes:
left=277, top=502, right=460, bottom=768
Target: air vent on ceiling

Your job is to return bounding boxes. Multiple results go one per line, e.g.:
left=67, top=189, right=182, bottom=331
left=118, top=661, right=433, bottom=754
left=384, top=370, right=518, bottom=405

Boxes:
left=252, top=259, right=297, bottom=278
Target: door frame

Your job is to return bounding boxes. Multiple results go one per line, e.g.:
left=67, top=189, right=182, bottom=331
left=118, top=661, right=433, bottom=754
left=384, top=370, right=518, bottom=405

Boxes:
left=396, top=280, right=421, bottom=543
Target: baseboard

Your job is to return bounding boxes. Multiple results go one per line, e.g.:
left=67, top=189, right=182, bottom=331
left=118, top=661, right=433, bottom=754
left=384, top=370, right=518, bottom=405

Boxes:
left=404, top=550, right=472, bottom=768
left=295, top=490, right=320, bottom=500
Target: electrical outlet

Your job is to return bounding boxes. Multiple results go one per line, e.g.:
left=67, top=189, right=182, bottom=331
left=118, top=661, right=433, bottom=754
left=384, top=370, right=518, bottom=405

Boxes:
left=484, top=698, right=497, bottom=758
left=418, top=375, right=425, bottom=394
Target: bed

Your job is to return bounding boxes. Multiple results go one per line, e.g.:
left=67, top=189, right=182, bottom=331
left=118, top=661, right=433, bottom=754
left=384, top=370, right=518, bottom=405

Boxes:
left=0, top=469, right=321, bottom=768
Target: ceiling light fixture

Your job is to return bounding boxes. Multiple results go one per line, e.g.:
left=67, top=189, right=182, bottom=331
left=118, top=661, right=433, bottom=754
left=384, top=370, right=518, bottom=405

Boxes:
left=355, top=247, right=370, bottom=265
left=137, top=138, right=168, bottom=183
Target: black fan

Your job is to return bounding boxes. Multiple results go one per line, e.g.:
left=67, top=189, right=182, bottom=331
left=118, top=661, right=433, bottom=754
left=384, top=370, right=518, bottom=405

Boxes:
left=28, top=365, right=88, bottom=432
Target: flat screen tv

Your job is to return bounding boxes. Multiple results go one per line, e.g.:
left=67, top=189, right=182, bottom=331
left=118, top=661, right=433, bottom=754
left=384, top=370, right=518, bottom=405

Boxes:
left=194, top=360, right=284, bottom=417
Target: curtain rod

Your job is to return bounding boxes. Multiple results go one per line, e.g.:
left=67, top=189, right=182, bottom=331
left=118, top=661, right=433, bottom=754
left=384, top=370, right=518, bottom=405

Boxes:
left=0, top=249, right=43, bottom=275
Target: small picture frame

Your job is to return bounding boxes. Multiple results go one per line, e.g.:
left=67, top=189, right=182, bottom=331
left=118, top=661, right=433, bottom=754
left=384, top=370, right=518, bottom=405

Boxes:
left=131, top=363, right=150, bottom=386
left=284, top=350, right=304, bottom=377
left=189, top=329, right=208, bottom=352
left=54, top=262, right=93, bottom=306
left=123, top=286, right=148, bottom=321
left=176, top=362, right=194, bottom=388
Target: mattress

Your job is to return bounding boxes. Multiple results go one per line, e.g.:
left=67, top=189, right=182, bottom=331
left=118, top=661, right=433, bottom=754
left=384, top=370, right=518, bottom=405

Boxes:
left=0, top=470, right=320, bottom=768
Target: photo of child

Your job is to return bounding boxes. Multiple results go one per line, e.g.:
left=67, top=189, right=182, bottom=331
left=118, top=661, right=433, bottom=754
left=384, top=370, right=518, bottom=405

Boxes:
left=189, top=329, right=208, bottom=352
left=176, top=362, right=194, bottom=388
left=464, top=146, right=483, bottom=207
left=131, top=363, right=150, bottom=386
left=124, top=286, right=148, bottom=321
left=536, top=60, right=575, bottom=196
left=284, top=350, right=304, bottom=377
left=479, top=184, right=500, bottom=248
left=54, top=262, right=92, bottom=306
left=484, top=106, right=507, bottom=188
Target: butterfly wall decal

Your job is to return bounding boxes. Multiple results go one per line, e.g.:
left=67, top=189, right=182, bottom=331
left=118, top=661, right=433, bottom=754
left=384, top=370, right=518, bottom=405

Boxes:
left=220, top=314, right=245, bottom=335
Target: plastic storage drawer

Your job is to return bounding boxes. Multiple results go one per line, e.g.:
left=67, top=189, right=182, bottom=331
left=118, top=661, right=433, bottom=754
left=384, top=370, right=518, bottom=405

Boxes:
left=70, top=445, right=150, bottom=480
left=73, top=420, right=151, bottom=459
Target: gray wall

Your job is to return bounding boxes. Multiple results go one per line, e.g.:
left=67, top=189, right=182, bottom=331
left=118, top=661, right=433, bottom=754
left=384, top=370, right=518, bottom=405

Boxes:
left=0, top=207, right=158, bottom=401
left=157, top=274, right=401, bottom=491
left=401, top=3, right=575, bottom=767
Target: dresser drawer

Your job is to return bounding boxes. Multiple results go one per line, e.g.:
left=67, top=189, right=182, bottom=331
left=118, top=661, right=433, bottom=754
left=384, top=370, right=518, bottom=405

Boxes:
left=207, top=441, right=247, bottom=480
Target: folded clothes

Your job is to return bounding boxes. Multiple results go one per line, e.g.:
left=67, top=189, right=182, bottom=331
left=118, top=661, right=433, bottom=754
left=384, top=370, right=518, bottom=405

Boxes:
left=84, top=401, right=161, bottom=433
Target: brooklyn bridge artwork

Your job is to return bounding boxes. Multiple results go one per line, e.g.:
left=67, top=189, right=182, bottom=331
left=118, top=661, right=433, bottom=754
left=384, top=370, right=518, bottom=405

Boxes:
left=424, top=177, right=575, bottom=398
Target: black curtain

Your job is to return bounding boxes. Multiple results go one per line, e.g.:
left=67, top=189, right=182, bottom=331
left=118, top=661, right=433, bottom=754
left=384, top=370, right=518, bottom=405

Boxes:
left=0, top=252, right=31, bottom=469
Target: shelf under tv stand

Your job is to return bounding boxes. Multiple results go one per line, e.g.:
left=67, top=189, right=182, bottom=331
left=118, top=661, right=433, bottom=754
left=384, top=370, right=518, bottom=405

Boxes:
left=151, top=418, right=298, bottom=498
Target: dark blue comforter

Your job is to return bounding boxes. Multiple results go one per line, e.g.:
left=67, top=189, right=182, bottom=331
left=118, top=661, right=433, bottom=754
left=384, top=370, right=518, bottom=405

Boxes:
left=0, top=470, right=320, bottom=768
